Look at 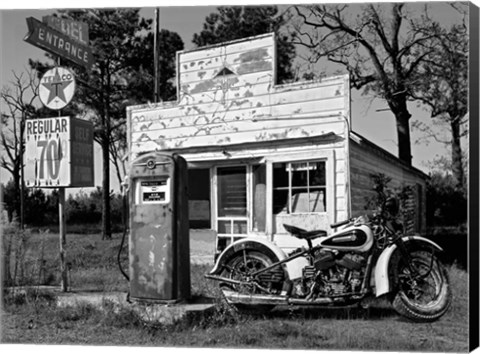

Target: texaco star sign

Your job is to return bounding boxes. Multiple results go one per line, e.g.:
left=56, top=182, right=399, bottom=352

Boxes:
left=39, top=67, right=76, bottom=110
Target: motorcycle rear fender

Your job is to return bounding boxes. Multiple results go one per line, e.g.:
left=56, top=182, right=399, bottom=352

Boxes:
left=209, top=237, right=305, bottom=280
left=374, top=235, right=443, bottom=297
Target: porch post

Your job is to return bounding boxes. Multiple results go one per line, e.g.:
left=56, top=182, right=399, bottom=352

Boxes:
left=265, top=162, right=273, bottom=241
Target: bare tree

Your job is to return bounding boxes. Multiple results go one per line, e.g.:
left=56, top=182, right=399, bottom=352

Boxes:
left=108, top=115, right=128, bottom=192
left=291, top=3, right=440, bottom=165
left=1, top=69, right=40, bottom=223
left=410, top=4, right=468, bottom=191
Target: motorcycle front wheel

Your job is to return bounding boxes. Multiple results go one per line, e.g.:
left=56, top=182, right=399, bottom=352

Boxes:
left=392, top=250, right=451, bottom=322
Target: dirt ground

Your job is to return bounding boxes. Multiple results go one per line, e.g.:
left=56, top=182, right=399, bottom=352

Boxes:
left=189, top=228, right=216, bottom=265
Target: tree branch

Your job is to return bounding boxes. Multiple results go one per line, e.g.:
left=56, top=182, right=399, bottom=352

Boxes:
left=368, top=4, right=393, bottom=55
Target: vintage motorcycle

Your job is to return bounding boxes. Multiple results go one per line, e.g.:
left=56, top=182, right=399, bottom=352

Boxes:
left=205, top=197, right=451, bottom=322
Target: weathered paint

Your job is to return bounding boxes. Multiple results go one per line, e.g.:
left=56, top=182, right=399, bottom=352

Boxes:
left=129, top=153, right=190, bottom=301
left=24, top=117, right=94, bottom=188
left=125, top=34, right=359, bottom=250
left=127, top=34, right=350, bottom=156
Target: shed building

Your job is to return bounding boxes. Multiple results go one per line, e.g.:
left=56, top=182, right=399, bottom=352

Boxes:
left=126, top=33, right=427, bottom=253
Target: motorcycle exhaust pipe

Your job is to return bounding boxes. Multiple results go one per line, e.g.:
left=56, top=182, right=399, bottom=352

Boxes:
left=222, top=289, right=288, bottom=305
left=222, top=289, right=334, bottom=306
left=288, top=298, right=333, bottom=305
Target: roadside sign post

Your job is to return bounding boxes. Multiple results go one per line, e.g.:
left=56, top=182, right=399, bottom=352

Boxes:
left=59, top=188, right=67, bottom=291
left=24, top=16, right=94, bottom=292
left=25, top=116, right=94, bottom=291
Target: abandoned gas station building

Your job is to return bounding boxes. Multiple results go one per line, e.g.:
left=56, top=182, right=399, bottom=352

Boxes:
left=127, top=33, right=427, bottom=252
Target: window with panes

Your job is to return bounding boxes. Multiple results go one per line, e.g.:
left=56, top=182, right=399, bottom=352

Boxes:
left=273, top=160, right=326, bottom=214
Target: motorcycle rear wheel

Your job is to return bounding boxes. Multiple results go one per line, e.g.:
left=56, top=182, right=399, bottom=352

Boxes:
left=221, top=250, right=283, bottom=314
left=392, top=250, right=451, bottom=322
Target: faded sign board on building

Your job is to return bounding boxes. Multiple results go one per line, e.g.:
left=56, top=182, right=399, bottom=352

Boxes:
left=127, top=33, right=350, bottom=156
left=25, top=116, right=94, bottom=188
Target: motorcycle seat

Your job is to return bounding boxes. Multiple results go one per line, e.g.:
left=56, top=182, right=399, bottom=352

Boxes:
left=283, top=224, right=327, bottom=240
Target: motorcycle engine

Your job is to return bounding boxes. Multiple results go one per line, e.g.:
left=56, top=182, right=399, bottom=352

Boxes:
left=292, top=250, right=366, bottom=298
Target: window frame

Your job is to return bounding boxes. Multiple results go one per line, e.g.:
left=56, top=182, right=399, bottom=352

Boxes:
left=265, top=149, right=335, bottom=233
left=273, top=160, right=328, bottom=215
left=213, top=164, right=250, bottom=251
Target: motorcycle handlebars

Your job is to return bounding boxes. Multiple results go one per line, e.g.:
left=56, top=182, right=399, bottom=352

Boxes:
left=331, top=214, right=378, bottom=229
left=330, top=219, right=352, bottom=229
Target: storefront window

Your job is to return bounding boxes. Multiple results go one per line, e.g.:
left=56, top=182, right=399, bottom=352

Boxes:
left=273, top=161, right=326, bottom=214
left=216, top=165, right=248, bottom=251
left=217, top=166, right=247, bottom=217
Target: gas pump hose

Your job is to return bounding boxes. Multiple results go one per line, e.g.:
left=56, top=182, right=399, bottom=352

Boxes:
left=117, top=191, right=130, bottom=282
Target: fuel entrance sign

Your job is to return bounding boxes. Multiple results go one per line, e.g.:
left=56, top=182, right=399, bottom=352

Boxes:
left=25, top=116, right=94, bottom=188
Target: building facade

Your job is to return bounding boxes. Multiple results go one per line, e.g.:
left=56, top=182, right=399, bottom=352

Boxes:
left=127, top=33, right=427, bottom=253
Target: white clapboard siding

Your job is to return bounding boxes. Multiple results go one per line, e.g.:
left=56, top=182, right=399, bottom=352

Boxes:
left=333, top=147, right=347, bottom=219
left=128, top=33, right=349, bottom=157
left=131, top=97, right=344, bottom=127
left=132, top=80, right=346, bottom=124
left=179, top=75, right=273, bottom=99
left=131, top=113, right=344, bottom=139
left=132, top=124, right=344, bottom=151
left=178, top=36, right=274, bottom=99
left=179, top=67, right=273, bottom=96
left=179, top=34, right=274, bottom=67
left=179, top=57, right=274, bottom=83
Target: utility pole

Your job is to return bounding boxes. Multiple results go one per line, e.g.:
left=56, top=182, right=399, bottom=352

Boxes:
left=20, top=111, right=25, bottom=230
left=153, top=8, right=160, bottom=103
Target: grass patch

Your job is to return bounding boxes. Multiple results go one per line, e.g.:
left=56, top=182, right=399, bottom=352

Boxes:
left=1, top=264, right=470, bottom=351
left=1, top=230, right=470, bottom=351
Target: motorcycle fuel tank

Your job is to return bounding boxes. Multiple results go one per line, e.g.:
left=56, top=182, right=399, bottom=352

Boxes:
left=319, top=225, right=373, bottom=253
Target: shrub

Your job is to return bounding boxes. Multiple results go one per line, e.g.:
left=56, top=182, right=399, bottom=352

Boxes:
left=426, top=172, right=467, bottom=226
left=1, top=216, right=31, bottom=287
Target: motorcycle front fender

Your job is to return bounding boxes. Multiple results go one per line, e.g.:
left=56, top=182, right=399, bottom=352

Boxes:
left=209, top=237, right=306, bottom=280
left=374, top=235, right=443, bottom=297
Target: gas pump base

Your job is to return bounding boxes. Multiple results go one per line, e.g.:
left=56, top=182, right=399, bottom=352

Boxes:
left=56, top=291, right=215, bottom=325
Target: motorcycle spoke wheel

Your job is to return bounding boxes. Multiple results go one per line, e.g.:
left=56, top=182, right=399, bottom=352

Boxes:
left=392, top=251, right=451, bottom=322
left=399, top=261, right=441, bottom=305
left=222, top=251, right=283, bottom=295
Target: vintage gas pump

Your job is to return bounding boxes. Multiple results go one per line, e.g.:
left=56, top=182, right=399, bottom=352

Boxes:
left=128, top=152, right=190, bottom=302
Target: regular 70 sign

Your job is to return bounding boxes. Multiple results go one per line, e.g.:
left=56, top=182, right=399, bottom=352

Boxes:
left=25, top=117, right=94, bottom=188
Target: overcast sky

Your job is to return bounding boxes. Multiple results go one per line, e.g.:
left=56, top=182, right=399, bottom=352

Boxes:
left=0, top=0, right=474, bottom=190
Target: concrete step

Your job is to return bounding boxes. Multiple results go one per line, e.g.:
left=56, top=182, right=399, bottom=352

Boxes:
left=56, top=291, right=216, bottom=325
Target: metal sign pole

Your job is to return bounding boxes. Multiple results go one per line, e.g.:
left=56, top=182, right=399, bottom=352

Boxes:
left=154, top=7, right=160, bottom=103
left=59, top=187, right=68, bottom=292
left=56, top=56, right=68, bottom=292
